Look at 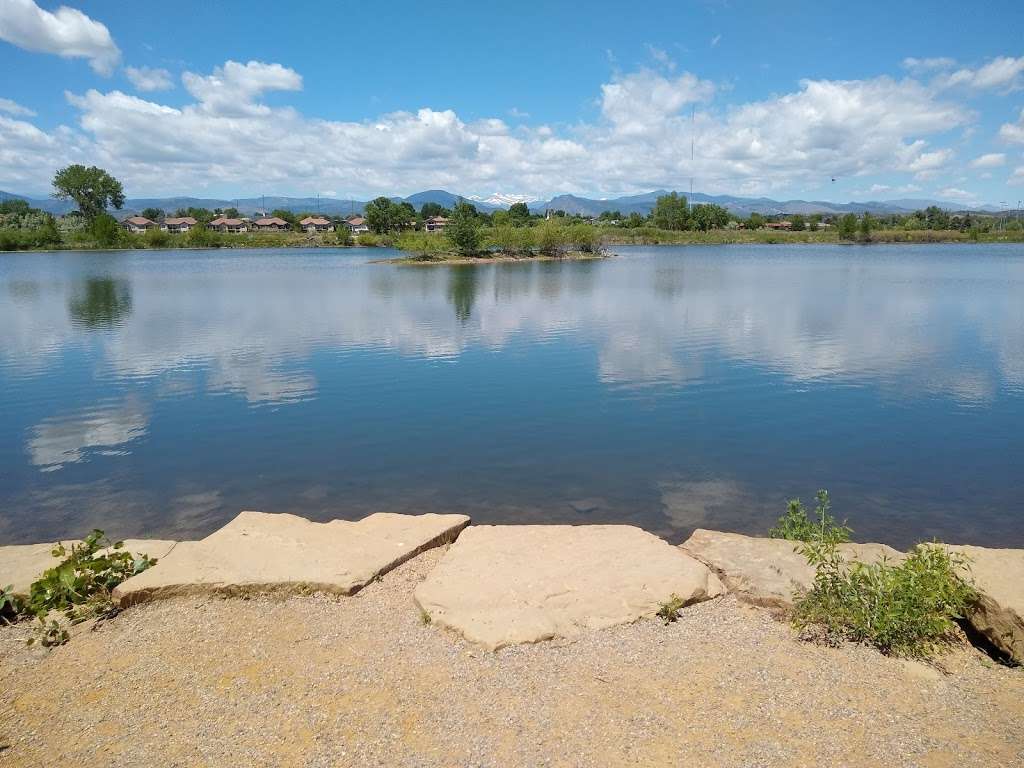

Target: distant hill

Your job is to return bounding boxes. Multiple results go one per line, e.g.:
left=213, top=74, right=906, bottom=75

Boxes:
left=0, top=188, right=992, bottom=218
left=529, top=191, right=991, bottom=217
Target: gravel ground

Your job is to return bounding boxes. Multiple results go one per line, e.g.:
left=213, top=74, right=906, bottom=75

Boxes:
left=1, top=546, right=1021, bottom=768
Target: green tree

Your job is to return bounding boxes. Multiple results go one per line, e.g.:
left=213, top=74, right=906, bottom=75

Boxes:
left=90, top=213, right=122, bottom=247
left=365, top=196, right=402, bottom=234
left=651, top=192, right=689, bottom=230
left=691, top=203, right=730, bottom=231
left=747, top=213, right=765, bottom=229
left=0, top=198, right=31, bottom=215
left=52, top=165, right=125, bottom=221
left=837, top=213, right=858, bottom=240
left=447, top=200, right=480, bottom=256
left=859, top=212, right=873, bottom=241
left=923, top=206, right=950, bottom=230
left=270, top=209, right=298, bottom=226
left=508, top=202, right=531, bottom=226
left=790, top=214, right=806, bottom=232
left=808, top=213, right=821, bottom=232
left=141, top=207, right=164, bottom=222
left=420, top=202, right=447, bottom=218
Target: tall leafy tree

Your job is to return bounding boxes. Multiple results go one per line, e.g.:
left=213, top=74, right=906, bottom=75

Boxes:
left=141, top=208, right=164, bottom=222
left=366, top=196, right=401, bottom=234
left=651, top=192, right=689, bottom=230
left=447, top=200, right=480, bottom=255
left=508, top=202, right=531, bottom=226
left=52, top=165, right=125, bottom=221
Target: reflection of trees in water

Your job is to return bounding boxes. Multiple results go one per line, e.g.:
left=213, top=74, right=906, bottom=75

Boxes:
left=68, top=277, right=133, bottom=328
left=446, top=266, right=478, bottom=325
left=537, top=260, right=563, bottom=299
left=565, top=259, right=598, bottom=296
left=492, top=262, right=535, bottom=303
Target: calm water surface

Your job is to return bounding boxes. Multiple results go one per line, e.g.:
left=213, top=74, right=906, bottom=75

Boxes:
left=1, top=245, right=1022, bottom=548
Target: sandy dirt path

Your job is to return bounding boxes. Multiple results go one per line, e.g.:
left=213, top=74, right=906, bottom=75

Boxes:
left=2, top=546, right=1021, bottom=767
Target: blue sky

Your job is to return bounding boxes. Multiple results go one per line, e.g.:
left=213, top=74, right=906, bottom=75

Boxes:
left=1, top=0, right=1023, bottom=205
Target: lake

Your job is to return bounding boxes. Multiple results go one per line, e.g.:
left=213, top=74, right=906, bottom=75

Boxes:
left=1, top=244, right=1022, bottom=549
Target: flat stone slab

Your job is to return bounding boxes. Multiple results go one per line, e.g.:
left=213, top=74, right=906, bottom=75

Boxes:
left=414, top=524, right=725, bottom=650
left=113, top=511, right=469, bottom=606
left=1, top=539, right=178, bottom=597
left=681, top=529, right=903, bottom=611
left=947, top=544, right=1024, bottom=663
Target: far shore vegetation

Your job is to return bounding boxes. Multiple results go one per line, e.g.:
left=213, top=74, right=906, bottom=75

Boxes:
left=3, top=166, right=1023, bottom=254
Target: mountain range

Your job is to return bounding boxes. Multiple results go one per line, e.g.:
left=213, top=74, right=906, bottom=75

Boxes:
left=0, top=188, right=996, bottom=218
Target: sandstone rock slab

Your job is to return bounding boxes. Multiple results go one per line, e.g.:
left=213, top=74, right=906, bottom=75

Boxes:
left=0, top=539, right=178, bottom=597
left=680, top=529, right=903, bottom=611
left=113, top=511, right=469, bottom=606
left=414, top=524, right=725, bottom=650
left=948, top=544, right=1024, bottom=663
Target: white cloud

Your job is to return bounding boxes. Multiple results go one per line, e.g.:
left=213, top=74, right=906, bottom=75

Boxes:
left=0, top=61, right=974, bottom=199
left=999, top=109, right=1024, bottom=144
left=710, top=34, right=721, bottom=48
left=971, top=152, right=1006, bottom=168
left=124, top=65, right=173, bottom=92
left=902, top=57, right=956, bottom=73
left=599, top=69, right=713, bottom=135
left=1009, top=166, right=1024, bottom=186
left=0, top=96, right=35, bottom=116
left=182, top=60, right=302, bottom=116
left=0, top=0, right=120, bottom=75
left=935, top=186, right=976, bottom=201
left=939, top=56, right=1024, bottom=91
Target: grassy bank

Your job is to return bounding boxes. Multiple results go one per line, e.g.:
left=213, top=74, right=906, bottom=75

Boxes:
left=4, top=226, right=1024, bottom=254
left=599, top=227, right=1024, bottom=245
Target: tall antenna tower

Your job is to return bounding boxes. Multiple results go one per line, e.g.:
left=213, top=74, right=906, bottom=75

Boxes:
left=689, top=105, right=695, bottom=198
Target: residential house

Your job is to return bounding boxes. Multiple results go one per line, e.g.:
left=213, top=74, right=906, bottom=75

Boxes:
left=344, top=216, right=369, bottom=234
left=764, top=220, right=793, bottom=230
left=299, top=216, right=334, bottom=233
left=161, top=217, right=197, bottom=233
left=208, top=217, right=248, bottom=233
left=424, top=216, right=449, bottom=233
left=122, top=216, right=156, bottom=233
left=252, top=217, right=291, bottom=232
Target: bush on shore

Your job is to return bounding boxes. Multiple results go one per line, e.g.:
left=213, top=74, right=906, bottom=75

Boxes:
left=769, top=491, right=977, bottom=658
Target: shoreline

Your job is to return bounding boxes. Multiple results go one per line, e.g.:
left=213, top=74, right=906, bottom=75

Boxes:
left=4, top=230, right=1024, bottom=255
left=2, top=539, right=1021, bottom=767
left=373, top=251, right=611, bottom=265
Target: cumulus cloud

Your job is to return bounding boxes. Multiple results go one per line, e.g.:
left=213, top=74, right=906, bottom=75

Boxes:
left=124, top=65, right=173, bottom=92
left=0, top=0, right=120, bottom=75
left=936, top=186, right=976, bottom=201
left=0, top=59, right=979, bottom=199
left=1000, top=108, right=1024, bottom=144
left=182, top=60, right=302, bottom=116
left=1010, top=166, right=1024, bottom=186
left=939, top=56, right=1024, bottom=91
left=970, top=152, right=1006, bottom=168
left=0, top=96, right=35, bottom=116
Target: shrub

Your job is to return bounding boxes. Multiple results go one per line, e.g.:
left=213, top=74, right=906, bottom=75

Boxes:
left=793, top=539, right=976, bottom=658
left=144, top=226, right=171, bottom=248
left=535, top=222, right=568, bottom=256
left=566, top=223, right=602, bottom=253
left=25, top=530, right=156, bottom=619
left=769, top=490, right=850, bottom=544
left=356, top=233, right=379, bottom=247
left=396, top=231, right=451, bottom=259
left=185, top=225, right=220, bottom=248
left=335, top=229, right=353, bottom=246
left=657, top=594, right=686, bottom=624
